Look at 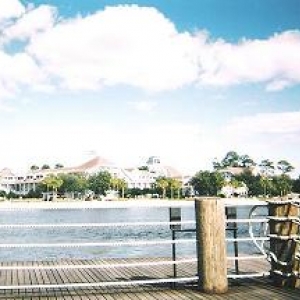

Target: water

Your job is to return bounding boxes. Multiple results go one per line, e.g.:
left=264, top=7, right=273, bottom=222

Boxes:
left=0, top=205, right=267, bottom=262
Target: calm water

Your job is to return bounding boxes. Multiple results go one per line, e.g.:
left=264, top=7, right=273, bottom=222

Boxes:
left=0, top=205, right=267, bottom=261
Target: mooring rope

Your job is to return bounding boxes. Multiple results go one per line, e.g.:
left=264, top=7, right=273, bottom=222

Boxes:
left=0, top=238, right=195, bottom=248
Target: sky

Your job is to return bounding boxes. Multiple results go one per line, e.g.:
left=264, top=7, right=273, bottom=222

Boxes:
left=0, top=0, right=300, bottom=176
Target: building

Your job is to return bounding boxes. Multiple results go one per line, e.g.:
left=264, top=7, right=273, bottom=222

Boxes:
left=0, top=156, right=183, bottom=195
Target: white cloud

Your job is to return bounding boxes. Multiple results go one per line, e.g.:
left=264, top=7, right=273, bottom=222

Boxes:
left=196, top=31, right=300, bottom=89
left=0, top=4, right=300, bottom=100
left=225, top=111, right=300, bottom=135
left=26, top=5, right=198, bottom=92
left=3, top=5, right=57, bottom=42
left=0, top=0, right=25, bottom=24
left=129, top=101, right=157, bottom=112
left=0, top=51, right=48, bottom=96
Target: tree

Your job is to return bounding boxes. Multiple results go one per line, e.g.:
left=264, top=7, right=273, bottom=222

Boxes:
left=41, top=174, right=63, bottom=200
left=221, top=151, right=240, bottom=168
left=88, top=171, right=112, bottom=196
left=118, top=178, right=127, bottom=199
left=110, top=177, right=120, bottom=191
left=41, top=164, right=50, bottom=170
left=110, top=177, right=128, bottom=198
left=213, top=151, right=255, bottom=169
left=30, top=165, right=39, bottom=171
left=55, top=163, right=64, bottom=169
left=239, top=155, right=256, bottom=168
left=260, top=176, right=272, bottom=197
left=277, top=160, right=294, bottom=175
left=168, top=178, right=182, bottom=199
left=259, top=159, right=275, bottom=177
left=156, top=177, right=169, bottom=198
left=293, top=176, right=300, bottom=193
left=235, top=170, right=262, bottom=196
left=190, top=171, right=224, bottom=196
left=58, top=173, right=88, bottom=197
left=273, top=175, right=293, bottom=196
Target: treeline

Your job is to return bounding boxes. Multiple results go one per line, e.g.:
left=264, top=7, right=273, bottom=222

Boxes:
left=190, top=151, right=300, bottom=197
left=1, top=171, right=183, bottom=200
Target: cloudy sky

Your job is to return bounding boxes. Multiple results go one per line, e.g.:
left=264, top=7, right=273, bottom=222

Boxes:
left=0, top=0, right=300, bottom=176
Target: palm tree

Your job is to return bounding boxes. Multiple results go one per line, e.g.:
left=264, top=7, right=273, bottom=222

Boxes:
left=118, top=179, right=127, bottom=199
left=42, top=174, right=63, bottom=200
left=168, top=178, right=182, bottom=199
left=156, top=177, right=169, bottom=199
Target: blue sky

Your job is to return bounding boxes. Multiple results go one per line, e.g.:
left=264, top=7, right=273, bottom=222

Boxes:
left=1, top=0, right=300, bottom=176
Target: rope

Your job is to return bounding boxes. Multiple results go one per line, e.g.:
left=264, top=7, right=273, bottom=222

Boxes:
left=268, top=216, right=299, bottom=222
left=268, top=234, right=299, bottom=241
left=226, top=237, right=269, bottom=242
left=0, top=239, right=195, bottom=248
left=228, top=272, right=270, bottom=279
left=227, top=255, right=267, bottom=261
left=267, top=199, right=300, bottom=206
left=272, top=270, right=300, bottom=278
left=226, top=218, right=268, bottom=223
left=0, top=276, right=199, bottom=290
left=0, top=258, right=197, bottom=271
left=0, top=221, right=195, bottom=229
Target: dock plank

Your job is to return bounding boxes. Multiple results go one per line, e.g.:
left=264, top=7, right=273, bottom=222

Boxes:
left=0, top=258, right=297, bottom=299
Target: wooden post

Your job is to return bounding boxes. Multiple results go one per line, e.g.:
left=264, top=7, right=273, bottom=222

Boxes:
left=269, top=199, right=300, bottom=288
left=195, top=198, right=228, bottom=293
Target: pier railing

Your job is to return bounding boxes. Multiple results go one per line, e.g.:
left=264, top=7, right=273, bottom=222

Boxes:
left=0, top=201, right=198, bottom=291
left=0, top=198, right=298, bottom=293
left=195, top=197, right=300, bottom=293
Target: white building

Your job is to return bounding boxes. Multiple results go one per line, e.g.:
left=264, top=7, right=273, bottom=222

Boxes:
left=0, top=156, right=183, bottom=195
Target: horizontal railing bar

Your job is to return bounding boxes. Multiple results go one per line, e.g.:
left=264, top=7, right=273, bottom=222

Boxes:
left=226, top=218, right=268, bottom=223
left=0, top=221, right=195, bottom=229
left=0, top=276, right=199, bottom=290
left=0, top=219, right=271, bottom=228
left=227, top=255, right=267, bottom=261
left=228, top=272, right=270, bottom=279
left=226, top=237, right=269, bottom=242
left=0, top=239, right=195, bottom=248
left=0, top=259, right=197, bottom=271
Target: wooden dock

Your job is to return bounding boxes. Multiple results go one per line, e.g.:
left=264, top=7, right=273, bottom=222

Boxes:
left=0, top=258, right=298, bottom=299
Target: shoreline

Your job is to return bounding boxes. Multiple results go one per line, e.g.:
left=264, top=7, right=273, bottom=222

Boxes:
left=0, top=199, right=195, bottom=209
left=0, top=197, right=265, bottom=209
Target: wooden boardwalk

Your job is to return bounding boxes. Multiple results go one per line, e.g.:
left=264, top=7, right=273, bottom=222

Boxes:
left=0, top=258, right=298, bottom=299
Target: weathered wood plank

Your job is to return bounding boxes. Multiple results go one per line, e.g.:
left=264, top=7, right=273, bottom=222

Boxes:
left=0, top=258, right=298, bottom=299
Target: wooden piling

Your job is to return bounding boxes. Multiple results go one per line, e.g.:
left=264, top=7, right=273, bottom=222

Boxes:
left=269, top=198, right=300, bottom=288
left=195, top=198, right=228, bottom=293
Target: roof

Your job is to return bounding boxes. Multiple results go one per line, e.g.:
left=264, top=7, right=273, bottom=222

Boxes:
left=29, top=156, right=114, bottom=175
left=0, top=168, right=14, bottom=177
left=163, top=165, right=182, bottom=178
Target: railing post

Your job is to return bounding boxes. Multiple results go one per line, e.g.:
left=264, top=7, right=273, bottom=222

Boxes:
left=195, top=198, right=228, bottom=293
left=269, top=198, right=300, bottom=288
